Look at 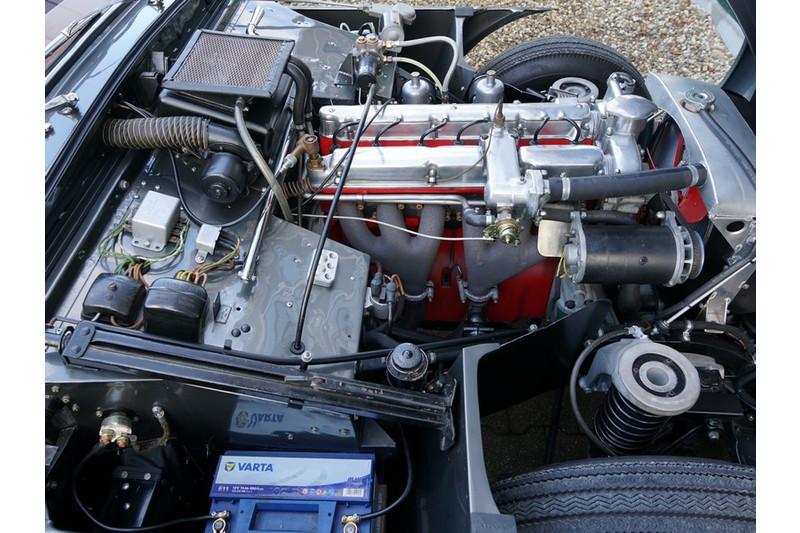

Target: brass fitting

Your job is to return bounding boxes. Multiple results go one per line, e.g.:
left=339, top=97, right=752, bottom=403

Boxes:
left=98, top=412, right=134, bottom=448
left=496, top=219, right=521, bottom=246
left=493, top=100, right=506, bottom=128
left=300, top=134, right=322, bottom=170
left=342, top=514, right=360, bottom=532
left=289, top=134, right=322, bottom=171
left=484, top=209, right=520, bottom=245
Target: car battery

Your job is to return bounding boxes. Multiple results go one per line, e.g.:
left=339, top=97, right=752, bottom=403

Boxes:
left=207, top=451, right=374, bottom=533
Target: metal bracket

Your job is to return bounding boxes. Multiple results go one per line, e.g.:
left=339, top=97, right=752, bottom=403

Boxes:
left=681, top=88, right=716, bottom=113
left=61, top=324, right=96, bottom=359
left=456, top=274, right=498, bottom=305
left=311, top=249, right=339, bottom=288
left=404, top=281, right=434, bottom=302
left=58, top=321, right=458, bottom=449
left=464, top=286, right=498, bottom=304
left=45, top=92, right=80, bottom=114
left=702, top=260, right=756, bottom=324
left=210, top=510, right=231, bottom=533
left=646, top=74, right=755, bottom=252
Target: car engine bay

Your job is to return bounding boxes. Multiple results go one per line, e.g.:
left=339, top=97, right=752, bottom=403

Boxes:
left=44, top=1, right=756, bottom=531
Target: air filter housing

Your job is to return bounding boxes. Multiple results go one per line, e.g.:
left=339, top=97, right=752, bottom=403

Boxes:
left=163, top=30, right=294, bottom=99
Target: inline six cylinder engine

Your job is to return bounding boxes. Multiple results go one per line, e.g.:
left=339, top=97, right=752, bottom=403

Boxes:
left=306, top=73, right=704, bottom=306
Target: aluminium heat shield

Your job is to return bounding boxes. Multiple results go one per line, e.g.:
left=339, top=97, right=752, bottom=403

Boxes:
left=163, top=30, right=294, bottom=99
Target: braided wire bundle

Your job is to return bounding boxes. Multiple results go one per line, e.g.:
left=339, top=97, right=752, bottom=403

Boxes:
left=102, top=116, right=210, bottom=151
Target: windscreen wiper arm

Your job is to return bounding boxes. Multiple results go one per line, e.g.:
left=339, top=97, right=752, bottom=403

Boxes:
left=45, top=7, right=104, bottom=58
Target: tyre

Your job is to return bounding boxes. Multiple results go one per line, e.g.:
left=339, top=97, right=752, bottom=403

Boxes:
left=492, top=456, right=755, bottom=532
left=478, top=35, right=649, bottom=98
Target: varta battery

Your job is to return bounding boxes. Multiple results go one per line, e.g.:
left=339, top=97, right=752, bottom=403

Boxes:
left=206, top=451, right=374, bottom=533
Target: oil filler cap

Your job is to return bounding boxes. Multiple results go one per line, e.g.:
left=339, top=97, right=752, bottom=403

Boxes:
left=386, top=343, right=429, bottom=388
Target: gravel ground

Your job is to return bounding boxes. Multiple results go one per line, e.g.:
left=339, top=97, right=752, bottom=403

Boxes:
left=421, top=0, right=734, bottom=84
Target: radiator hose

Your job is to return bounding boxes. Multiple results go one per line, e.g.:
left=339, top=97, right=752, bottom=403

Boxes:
left=547, top=164, right=707, bottom=202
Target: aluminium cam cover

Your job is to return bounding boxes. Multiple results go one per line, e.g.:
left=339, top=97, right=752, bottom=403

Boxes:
left=318, top=102, right=596, bottom=141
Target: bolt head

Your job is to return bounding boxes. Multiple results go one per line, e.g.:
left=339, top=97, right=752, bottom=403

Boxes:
left=683, top=89, right=716, bottom=113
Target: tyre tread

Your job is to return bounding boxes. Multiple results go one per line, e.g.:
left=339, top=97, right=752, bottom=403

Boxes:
left=478, top=35, right=648, bottom=96
left=492, top=456, right=755, bottom=532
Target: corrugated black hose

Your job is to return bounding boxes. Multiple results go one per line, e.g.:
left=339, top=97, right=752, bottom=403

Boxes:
left=103, top=116, right=209, bottom=151
left=102, top=116, right=248, bottom=159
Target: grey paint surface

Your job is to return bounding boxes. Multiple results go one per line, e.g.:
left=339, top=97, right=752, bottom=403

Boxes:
left=411, top=344, right=518, bottom=532
left=201, top=216, right=369, bottom=368
left=57, top=172, right=369, bottom=376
